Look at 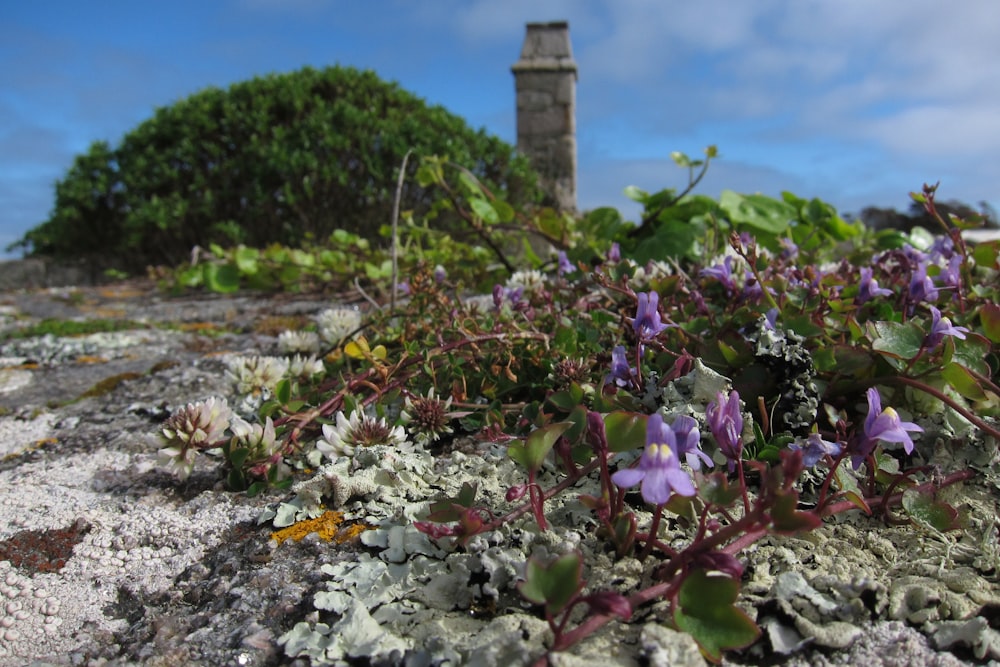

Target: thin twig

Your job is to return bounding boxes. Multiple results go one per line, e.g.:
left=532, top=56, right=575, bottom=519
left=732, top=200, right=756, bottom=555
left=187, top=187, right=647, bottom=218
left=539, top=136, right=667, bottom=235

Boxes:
left=391, top=149, right=413, bottom=311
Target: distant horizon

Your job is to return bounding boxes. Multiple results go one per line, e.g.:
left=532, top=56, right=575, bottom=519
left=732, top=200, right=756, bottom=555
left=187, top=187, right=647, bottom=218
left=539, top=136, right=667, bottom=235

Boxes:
left=3, top=1, right=998, bottom=258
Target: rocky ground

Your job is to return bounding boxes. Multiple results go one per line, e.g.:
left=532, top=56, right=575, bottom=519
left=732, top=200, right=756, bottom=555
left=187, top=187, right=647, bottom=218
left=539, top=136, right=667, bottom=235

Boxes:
left=0, top=278, right=998, bottom=667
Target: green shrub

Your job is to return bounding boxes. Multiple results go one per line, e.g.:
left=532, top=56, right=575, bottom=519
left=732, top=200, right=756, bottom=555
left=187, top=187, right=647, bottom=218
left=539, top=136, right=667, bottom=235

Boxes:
left=14, top=66, right=539, bottom=272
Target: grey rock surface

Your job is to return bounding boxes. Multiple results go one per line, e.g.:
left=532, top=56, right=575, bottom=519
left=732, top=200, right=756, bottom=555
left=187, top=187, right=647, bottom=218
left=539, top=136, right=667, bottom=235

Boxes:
left=0, top=281, right=996, bottom=666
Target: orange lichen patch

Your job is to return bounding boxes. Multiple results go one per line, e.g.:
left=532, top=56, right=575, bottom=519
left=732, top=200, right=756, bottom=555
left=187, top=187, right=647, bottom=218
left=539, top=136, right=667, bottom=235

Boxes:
left=97, top=285, right=148, bottom=299
left=74, top=355, right=109, bottom=364
left=254, top=314, right=311, bottom=336
left=12, top=363, right=40, bottom=370
left=177, top=321, right=224, bottom=334
left=270, top=510, right=373, bottom=546
left=89, top=307, right=128, bottom=319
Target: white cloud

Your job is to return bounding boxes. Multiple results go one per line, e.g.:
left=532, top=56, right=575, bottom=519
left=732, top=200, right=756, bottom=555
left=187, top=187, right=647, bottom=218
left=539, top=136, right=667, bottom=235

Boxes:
left=865, top=104, right=1000, bottom=157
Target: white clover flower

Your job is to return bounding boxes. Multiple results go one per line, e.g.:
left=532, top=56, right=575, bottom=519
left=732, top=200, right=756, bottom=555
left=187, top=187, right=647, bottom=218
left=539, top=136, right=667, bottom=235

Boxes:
left=161, top=396, right=232, bottom=448
left=226, top=355, right=290, bottom=395
left=158, top=397, right=233, bottom=480
left=230, top=416, right=279, bottom=458
left=505, top=269, right=546, bottom=293
left=157, top=445, right=199, bottom=481
left=287, top=354, right=325, bottom=382
left=316, top=307, right=362, bottom=346
left=400, top=387, right=455, bottom=447
left=277, top=330, right=321, bottom=355
left=315, top=409, right=410, bottom=460
left=630, top=260, right=674, bottom=287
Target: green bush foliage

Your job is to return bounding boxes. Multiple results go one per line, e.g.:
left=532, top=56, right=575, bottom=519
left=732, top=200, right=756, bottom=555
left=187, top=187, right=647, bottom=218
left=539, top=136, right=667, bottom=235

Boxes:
left=14, top=66, right=539, bottom=272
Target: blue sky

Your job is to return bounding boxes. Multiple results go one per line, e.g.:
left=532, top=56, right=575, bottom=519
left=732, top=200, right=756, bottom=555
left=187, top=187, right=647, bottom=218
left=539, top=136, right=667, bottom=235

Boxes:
left=2, top=0, right=999, bottom=257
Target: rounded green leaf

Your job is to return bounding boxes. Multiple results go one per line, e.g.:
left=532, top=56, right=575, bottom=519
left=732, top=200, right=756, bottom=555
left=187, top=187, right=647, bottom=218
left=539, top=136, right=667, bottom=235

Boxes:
left=674, top=569, right=761, bottom=662
left=202, top=262, right=241, bottom=293
left=603, top=411, right=648, bottom=453
left=518, top=552, right=583, bottom=616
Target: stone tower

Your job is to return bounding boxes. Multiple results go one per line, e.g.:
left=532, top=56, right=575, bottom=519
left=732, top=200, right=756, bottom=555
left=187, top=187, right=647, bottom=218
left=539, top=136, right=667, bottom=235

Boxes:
left=511, top=21, right=578, bottom=212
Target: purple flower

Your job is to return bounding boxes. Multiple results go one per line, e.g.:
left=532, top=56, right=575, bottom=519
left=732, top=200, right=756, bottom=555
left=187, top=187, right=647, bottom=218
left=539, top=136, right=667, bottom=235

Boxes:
left=606, top=345, right=635, bottom=388
left=779, top=238, right=799, bottom=261
left=607, top=242, right=621, bottom=263
left=909, top=263, right=939, bottom=303
left=670, top=414, right=713, bottom=471
left=557, top=251, right=575, bottom=275
left=789, top=432, right=842, bottom=467
left=939, top=255, right=962, bottom=293
left=857, top=267, right=892, bottom=305
left=763, top=308, right=779, bottom=331
left=852, top=388, right=923, bottom=468
left=928, top=235, right=955, bottom=262
left=631, top=291, right=669, bottom=343
left=700, top=256, right=736, bottom=294
left=434, top=265, right=447, bottom=283
left=611, top=414, right=696, bottom=504
left=706, top=390, right=744, bottom=472
left=924, top=306, right=969, bottom=350
left=492, top=284, right=504, bottom=310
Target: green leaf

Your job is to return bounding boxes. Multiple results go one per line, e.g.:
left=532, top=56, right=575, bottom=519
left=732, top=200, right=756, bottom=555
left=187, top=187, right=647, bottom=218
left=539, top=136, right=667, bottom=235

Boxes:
left=941, top=362, right=987, bottom=401
left=623, top=185, right=648, bottom=204
left=275, top=378, right=292, bottom=405
left=674, top=569, right=761, bottom=662
left=226, top=468, right=248, bottom=491
left=902, top=487, right=961, bottom=532
left=603, top=411, right=648, bottom=453
left=457, top=169, right=481, bottom=195
left=868, top=320, right=925, bottom=361
left=518, top=552, right=583, bottom=617
left=425, top=482, right=478, bottom=523
left=233, top=245, right=259, bottom=274
left=507, top=422, right=573, bottom=472
left=770, top=488, right=822, bottom=534
left=831, top=465, right=871, bottom=515
left=246, top=481, right=267, bottom=497
left=948, top=332, right=993, bottom=376
left=469, top=197, right=500, bottom=224
left=202, top=262, right=241, bottom=293
left=228, top=446, right=251, bottom=470
left=492, top=199, right=515, bottom=223
left=698, top=472, right=741, bottom=507
left=670, top=151, right=692, bottom=168
left=972, top=242, right=999, bottom=272
left=719, top=190, right=795, bottom=235
left=547, top=384, right=584, bottom=412
left=980, top=303, right=1000, bottom=343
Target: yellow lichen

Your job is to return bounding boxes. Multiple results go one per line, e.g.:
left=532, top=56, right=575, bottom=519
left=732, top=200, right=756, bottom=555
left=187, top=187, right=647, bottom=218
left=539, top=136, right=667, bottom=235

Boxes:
left=253, top=314, right=311, bottom=336
left=74, top=355, right=109, bottom=364
left=270, top=510, right=372, bottom=546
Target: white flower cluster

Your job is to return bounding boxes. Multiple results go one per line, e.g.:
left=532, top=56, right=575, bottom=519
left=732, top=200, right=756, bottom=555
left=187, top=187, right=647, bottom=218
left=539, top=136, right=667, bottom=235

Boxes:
left=287, top=354, right=325, bottom=382
left=157, top=397, right=233, bottom=480
left=505, top=270, right=546, bottom=294
left=316, top=409, right=410, bottom=460
left=629, top=260, right=674, bottom=287
left=277, top=330, right=321, bottom=355
left=226, top=355, right=290, bottom=396
left=316, top=307, right=362, bottom=346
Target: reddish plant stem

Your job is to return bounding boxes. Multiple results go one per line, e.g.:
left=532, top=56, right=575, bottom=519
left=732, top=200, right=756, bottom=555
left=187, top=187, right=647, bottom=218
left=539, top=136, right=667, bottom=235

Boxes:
left=821, top=467, right=974, bottom=517
left=487, top=458, right=603, bottom=530
left=878, top=375, right=1000, bottom=443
